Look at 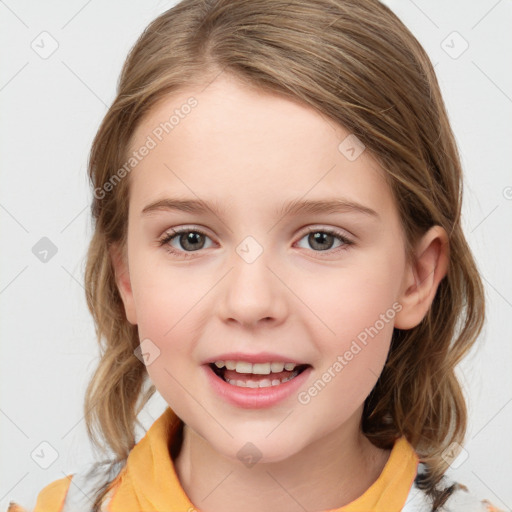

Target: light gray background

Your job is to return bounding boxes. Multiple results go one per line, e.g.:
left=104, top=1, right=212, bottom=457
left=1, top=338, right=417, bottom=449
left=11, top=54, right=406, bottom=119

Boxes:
left=1, top=0, right=511, bottom=510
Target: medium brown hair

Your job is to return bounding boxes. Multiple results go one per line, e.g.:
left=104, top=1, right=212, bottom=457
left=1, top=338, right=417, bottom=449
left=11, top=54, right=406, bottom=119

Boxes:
left=82, top=1, right=485, bottom=510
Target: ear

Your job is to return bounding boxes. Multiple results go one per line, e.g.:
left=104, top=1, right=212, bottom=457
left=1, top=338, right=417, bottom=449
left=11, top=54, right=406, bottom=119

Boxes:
left=394, top=225, right=450, bottom=330
left=110, top=242, right=138, bottom=325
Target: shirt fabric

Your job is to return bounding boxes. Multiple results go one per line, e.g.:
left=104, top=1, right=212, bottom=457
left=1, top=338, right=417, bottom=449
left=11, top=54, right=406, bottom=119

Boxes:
left=7, top=407, right=504, bottom=512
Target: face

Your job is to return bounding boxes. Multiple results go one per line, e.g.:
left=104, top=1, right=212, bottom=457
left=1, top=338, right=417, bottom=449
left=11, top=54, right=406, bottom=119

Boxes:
left=112, top=73, right=432, bottom=463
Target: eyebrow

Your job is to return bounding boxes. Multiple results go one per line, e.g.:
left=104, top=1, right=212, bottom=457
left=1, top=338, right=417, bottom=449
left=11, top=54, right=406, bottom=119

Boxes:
left=141, top=197, right=380, bottom=220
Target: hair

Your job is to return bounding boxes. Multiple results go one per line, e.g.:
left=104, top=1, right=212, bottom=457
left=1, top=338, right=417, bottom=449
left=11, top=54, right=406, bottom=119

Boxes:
left=82, top=0, right=486, bottom=510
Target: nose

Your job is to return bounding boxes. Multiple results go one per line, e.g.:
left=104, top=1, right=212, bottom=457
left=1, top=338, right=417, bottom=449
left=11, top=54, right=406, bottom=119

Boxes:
left=217, top=247, right=288, bottom=329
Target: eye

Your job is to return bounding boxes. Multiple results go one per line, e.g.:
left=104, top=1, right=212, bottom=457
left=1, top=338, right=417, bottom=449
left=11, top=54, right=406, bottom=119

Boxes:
left=158, top=227, right=215, bottom=259
left=158, top=226, right=354, bottom=259
left=295, top=227, right=354, bottom=254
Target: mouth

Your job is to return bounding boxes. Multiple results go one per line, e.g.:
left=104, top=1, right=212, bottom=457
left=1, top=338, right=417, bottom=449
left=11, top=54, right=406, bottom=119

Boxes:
left=208, top=361, right=311, bottom=388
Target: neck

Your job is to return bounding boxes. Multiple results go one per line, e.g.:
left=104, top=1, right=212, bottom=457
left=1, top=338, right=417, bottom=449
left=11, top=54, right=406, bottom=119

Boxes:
left=173, top=411, right=391, bottom=512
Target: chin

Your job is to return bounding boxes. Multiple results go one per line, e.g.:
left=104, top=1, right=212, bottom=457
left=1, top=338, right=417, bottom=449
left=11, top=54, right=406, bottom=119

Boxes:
left=217, top=432, right=305, bottom=466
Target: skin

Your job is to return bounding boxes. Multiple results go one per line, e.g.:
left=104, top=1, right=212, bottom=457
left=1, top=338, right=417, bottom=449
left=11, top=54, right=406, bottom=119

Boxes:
left=111, top=73, right=449, bottom=512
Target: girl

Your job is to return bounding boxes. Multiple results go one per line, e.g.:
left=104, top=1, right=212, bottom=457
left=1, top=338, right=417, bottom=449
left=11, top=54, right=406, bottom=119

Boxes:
left=8, top=0, right=504, bottom=511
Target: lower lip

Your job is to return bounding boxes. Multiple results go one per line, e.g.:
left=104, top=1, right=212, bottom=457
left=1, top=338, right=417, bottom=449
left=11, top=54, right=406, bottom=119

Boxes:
left=203, top=364, right=312, bottom=409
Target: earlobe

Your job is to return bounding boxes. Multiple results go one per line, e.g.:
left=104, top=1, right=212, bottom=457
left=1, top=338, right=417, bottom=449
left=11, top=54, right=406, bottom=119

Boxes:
left=394, top=226, right=450, bottom=330
left=109, top=242, right=138, bottom=325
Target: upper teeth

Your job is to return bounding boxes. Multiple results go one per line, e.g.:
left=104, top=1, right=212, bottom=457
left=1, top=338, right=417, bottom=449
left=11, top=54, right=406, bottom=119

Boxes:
left=214, top=361, right=297, bottom=374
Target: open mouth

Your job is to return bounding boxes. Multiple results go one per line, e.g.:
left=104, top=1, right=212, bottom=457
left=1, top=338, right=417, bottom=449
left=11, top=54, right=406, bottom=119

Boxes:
left=209, top=361, right=311, bottom=388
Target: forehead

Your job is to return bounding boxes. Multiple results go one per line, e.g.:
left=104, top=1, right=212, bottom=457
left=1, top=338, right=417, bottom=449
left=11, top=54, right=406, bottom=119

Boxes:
left=127, top=74, right=396, bottom=220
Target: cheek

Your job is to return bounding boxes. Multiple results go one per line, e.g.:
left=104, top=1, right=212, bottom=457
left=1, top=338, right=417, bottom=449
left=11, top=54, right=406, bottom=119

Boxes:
left=298, top=255, right=402, bottom=339
left=128, top=249, right=211, bottom=372
left=130, top=263, right=202, bottom=409
left=128, top=240, right=197, bottom=332
left=294, top=254, right=401, bottom=397
left=300, top=280, right=396, bottom=419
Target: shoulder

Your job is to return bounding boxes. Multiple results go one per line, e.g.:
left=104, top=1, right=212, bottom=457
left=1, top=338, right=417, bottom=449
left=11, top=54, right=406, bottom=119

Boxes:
left=34, top=476, right=73, bottom=512
left=406, top=482, right=506, bottom=512
left=402, top=463, right=506, bottom=512
left=440, top=481, right=506, bottom=512
left=7, top=503, right=29, bottom=512
left=6, top=475, right=73, bottom=512
left=5, top=460, right=125, bottom=512
left=59, top=459, right=125, bottom=512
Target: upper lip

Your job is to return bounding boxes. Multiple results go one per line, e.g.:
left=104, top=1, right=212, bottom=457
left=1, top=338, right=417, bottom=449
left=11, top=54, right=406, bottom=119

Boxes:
left=203, top=352, right=309, bottom=365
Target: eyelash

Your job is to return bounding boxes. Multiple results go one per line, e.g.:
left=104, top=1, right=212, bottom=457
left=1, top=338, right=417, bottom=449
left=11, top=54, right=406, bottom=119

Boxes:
left=158, top=226, right=354, bottom=259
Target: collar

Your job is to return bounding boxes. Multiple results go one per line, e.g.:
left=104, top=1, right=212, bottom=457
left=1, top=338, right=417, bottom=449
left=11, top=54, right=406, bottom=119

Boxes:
left=108, top=407, right=418, bottom=512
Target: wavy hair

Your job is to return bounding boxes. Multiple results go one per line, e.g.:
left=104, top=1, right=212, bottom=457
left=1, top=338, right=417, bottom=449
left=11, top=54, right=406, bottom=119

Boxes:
left=82, top=1, right=485, bottom=510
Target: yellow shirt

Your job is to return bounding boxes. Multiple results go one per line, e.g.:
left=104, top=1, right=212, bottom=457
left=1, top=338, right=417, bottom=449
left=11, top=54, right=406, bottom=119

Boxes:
left=10, top=406, right=421, bottom=512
